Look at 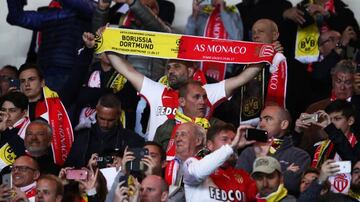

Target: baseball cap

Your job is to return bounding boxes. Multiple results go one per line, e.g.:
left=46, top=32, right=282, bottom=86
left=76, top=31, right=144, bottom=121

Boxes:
left=251, top=156, right=281, bottom=177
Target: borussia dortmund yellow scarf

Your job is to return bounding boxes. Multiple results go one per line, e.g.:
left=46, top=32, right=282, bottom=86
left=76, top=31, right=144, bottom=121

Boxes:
left=256, top=184, right=288, bottom=202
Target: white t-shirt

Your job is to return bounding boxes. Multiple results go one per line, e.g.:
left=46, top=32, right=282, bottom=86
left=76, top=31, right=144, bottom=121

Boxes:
left=140, top=77, right=226, bottom=140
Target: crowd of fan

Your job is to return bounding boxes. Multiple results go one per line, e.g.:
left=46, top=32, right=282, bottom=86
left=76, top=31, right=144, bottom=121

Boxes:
left=1, top=0, right=360, bottom=201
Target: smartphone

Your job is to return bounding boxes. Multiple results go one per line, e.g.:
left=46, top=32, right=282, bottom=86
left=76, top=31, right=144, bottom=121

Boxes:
left=9, top=79, right=20, bottom=89
left=126, top=148, right=149, bottom=172
left=118, top=175, right=128, bottom=187
left=332, top=161, right=352, bottom=174
left=2, top=173, right=12, bottom=188
left=301, top=113, right=318, bottom=124
left=66, top=169, right=88, bottom=180
left=245, top=128, right=268, bottom=143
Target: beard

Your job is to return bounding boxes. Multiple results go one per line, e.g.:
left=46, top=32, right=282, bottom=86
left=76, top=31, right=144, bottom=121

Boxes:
left=350, top=182, right=360, bottom=193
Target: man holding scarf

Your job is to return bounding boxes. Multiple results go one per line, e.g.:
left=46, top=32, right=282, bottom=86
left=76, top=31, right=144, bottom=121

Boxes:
left=183, top=123, right=257, bottom=202
left=104, top=48, right=263, bottom=141
left=153, top=80, right=224, bottom=160
left=18, top=64, right=74, bottom=166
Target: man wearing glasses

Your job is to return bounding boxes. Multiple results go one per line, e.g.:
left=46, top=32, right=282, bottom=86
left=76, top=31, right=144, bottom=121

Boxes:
left=0, top=155, right=40, bottom=202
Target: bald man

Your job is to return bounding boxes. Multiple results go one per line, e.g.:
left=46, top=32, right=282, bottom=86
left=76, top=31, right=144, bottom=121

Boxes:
left=252, top=18, right=280, bottom=44
left=236, top=104, right=310, bottom=196
left=140, top=175, right=168, bottom=202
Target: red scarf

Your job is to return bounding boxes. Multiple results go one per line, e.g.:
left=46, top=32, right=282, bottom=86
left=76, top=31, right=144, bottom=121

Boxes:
left=165, top=158, right=180, bottom=185
left=312, top=132, right=357, bottom=168
left=13, top=117, right=30, bottom=139
left=35, top=87, right=74, bottom=165
left=265, top=53, right=288, bottom=108
left=202, top=6, right=227, bottom=81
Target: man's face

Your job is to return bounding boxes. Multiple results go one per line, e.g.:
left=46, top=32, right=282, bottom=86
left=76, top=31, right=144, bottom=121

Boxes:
left=329, top=111, right=353, bottom=134
left=319, top=31, right=341, bottom=56
left=207, top=130, right=237, bottom=165
left=1, top=101, right=26, bottom=127
left=300, top=172, right=319, bottom=193
left=351, top=161, right=360, bottom=192
left=175, top=123, right=199, bottom=160
left=207, top=130, right=235, bottom=151
left=166, top=62, right=191, bottom=89
left=11, top=156, right=39, bottom=187
left=253, top=171, right=282, bottom=197
left=96, top=105, right=119, bottom=132
left=36, top=179, right=62, bottom=202
left=0, top=68, right=17, bottom=95
left=19, top=69, right=44, bottom=102
left=25, top=123, right=52, bottom=156
left=332, top=72, right=354, bottom=100
left=144, top=145, right=164, bottom=169
left=140, top=176, right=166, bottom=202
left=180, top=84, right=208, bottom=118
left=259, top=106, right=285, bottom=138
left=252, top=20, right=276, bottom=43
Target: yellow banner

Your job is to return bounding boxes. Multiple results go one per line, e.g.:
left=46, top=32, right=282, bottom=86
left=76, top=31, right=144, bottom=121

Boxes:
left=295, top=24, right=320, bottom=64
left=96, top=27, right=180, bottom=58
left=0, top=143, right=17, bottom=167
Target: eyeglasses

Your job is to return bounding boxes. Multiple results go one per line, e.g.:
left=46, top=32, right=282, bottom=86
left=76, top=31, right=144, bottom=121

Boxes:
left=11, top=165, right=37, bottom=172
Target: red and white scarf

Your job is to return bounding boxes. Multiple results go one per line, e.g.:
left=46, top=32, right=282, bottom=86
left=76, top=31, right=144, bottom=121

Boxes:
left=265, top=53, right=288, bottom=108
left=202, top=6, right=228, bottom=81
left=12, top=117, right=30, bottom=139
left=34, top=87, right=74, bottom=166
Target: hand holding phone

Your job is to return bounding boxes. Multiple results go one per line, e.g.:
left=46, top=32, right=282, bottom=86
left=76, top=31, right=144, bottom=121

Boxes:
left=2, top=174, right=12, bottom=188
left=125, top=148, right=149, bottom=172
left=65, top=169, right=88, bottom=180
left=331, top=161, right=351, bottom=174
left=245, top=129, right=268, bottom=143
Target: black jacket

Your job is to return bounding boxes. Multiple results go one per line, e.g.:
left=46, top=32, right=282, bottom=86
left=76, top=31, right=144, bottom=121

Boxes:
left=65, top=123, right=144, bottom=168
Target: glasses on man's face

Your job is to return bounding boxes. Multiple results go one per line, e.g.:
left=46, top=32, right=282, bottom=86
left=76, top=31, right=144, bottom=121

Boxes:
left=11, top=165, right=37, bottom=173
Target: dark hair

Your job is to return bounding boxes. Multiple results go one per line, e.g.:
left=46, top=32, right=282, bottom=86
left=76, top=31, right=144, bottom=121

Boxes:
left=96, top=171, right=108, bottom=202
left=302, top=167, right=320, bottom=178
left=207, top=122, right=235, bottom=142
left=325, top=100, right=355, bottom=119
left=18, top=63, right=44, bottom=81
left=144, top=141, right=166, bottom=161
left=167, top=59, right=197, bottom=69
left=38, top=174, right=64, bottom=196
left=97, top=94, right=121, bottom=110
left=0, top=91, right=28, bottom=111
left=178, top=80, right=203, bottom=98
left=1, top=65, right=18, bottom=77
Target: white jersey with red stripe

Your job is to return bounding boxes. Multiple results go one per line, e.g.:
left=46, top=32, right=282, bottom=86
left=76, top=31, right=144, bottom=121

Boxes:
left=140, top=77, right=226, bottom=140
left=182, top=145, right=256, bottom=202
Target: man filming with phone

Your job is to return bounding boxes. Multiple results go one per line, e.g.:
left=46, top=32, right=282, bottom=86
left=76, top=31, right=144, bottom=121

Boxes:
left=0, top=155, right=40, bottom=202
left=182, top=123, right=257, bottom=202
left=236, top=104, right=310, bottom=196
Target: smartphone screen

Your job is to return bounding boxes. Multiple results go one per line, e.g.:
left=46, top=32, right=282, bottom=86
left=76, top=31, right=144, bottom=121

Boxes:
left=245, top=128, right=268, bottom=143
left=2, top=173, right=12, bottom=188
left=66, top=169, right=88, bottom=180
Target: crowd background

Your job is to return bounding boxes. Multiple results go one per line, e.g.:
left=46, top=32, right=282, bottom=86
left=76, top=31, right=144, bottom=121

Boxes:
left=0, top=0, right=359, bottom=68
